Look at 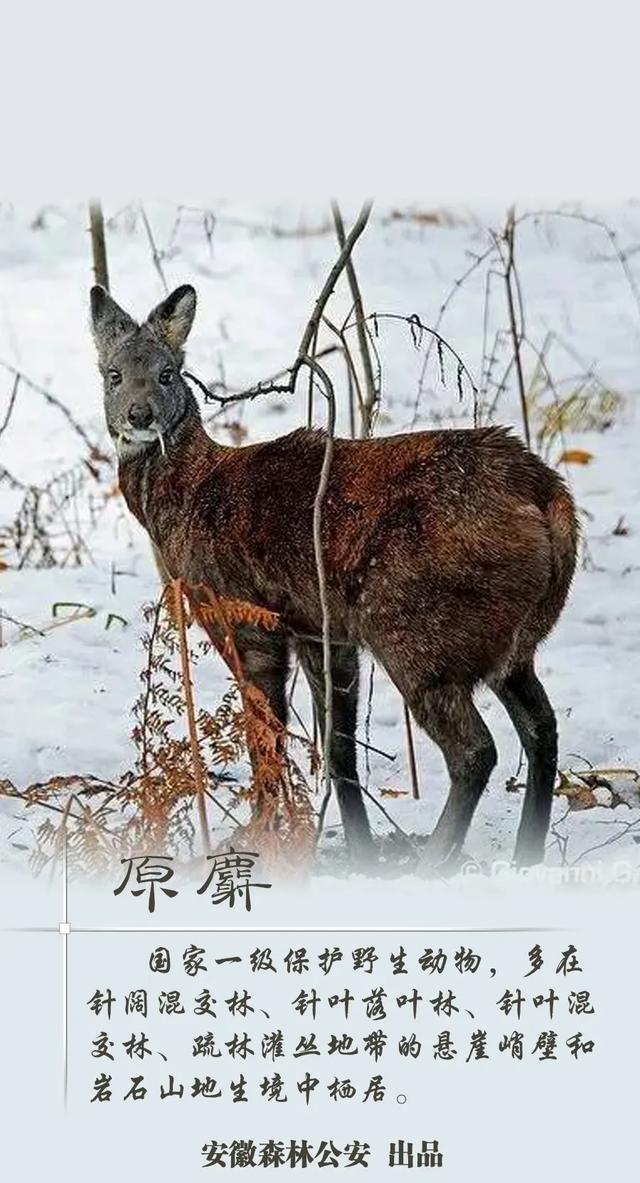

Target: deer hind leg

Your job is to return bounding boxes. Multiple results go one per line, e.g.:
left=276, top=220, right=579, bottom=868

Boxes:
left=296, top=639, right=375, bottom=866
left=491, top=662, right=557, bottom=867
left=409, top=684, right=497, bottom=868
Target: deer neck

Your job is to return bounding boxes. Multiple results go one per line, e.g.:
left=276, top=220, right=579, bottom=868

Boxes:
left=117, top=398, right=224, bottom=547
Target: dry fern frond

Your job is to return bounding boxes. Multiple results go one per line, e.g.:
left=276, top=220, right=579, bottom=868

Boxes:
left=1, top=578, right=316, bottom=877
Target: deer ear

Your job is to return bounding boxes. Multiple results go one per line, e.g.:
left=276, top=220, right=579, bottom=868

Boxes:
left=90, top=286, right=137, bottom=365
left=146, top=284, right=197, bottom=353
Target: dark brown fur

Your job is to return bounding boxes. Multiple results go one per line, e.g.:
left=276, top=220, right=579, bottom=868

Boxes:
left=120, top=415, right=578, bottom=868
left=92, top=283, right=578, bottom=870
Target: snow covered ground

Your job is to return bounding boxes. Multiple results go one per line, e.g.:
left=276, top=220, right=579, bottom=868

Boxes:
left=1, top=199, right=640, bottom=880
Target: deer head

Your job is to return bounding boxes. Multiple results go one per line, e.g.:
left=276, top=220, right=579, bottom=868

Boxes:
left=90, top=284, right=198, bottom=458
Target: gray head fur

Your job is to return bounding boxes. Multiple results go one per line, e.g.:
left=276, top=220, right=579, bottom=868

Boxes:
left=90, top=284, right=199, bottom=459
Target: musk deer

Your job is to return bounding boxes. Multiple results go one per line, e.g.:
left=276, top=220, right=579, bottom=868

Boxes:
left=91, top=282, right=578, bottom=871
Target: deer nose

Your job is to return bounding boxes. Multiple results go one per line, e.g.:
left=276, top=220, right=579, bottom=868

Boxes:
left=128, top=402, right=154, bottom=429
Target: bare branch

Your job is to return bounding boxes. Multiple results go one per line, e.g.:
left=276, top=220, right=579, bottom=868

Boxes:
left=403, top=703, right=420, bottom=800
left=303, top=355, right=336, bottom=815
left=298, top=200, right=373, bottom=361
left=184, top=344, right=342, bottom=413
left=331, top=201, right=378, bottom=436
left=172, top=580, right=211, bottom=853
left=88, top=201, right=110, bottom=290
left=517, top=207, right=640, bottom=329
left=342, top=311, right=478, bottom=411
left=139, top=204, right=169, bottom=295
left=0, top=359, right=104, bottom=457
left=0, top=373, right=19, bottom=440
left=501, top=208, right=531, bottom=448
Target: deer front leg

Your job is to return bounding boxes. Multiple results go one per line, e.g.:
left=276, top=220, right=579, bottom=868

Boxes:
left=231, top=625, right=291, bottom=808
left=296, top=639, right=376, bottom=867
left=234, top=623, right=290, bottom=728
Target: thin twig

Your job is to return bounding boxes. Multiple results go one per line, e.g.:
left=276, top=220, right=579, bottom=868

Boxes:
left=322, top=314, right=364, bottom=431
left=331, top=201, right=378, bottom=436
left=186, top=345, right=342, bottom=414
left=571, top=815, right=640, bottom=866
left=344, top=312, right=478, bottom=412
left=139, top=205, right=169, bottom=294
left=0, top=373, right=19, bottom=439
left=173, top=580, right=211, bottom=853
left=306, top=356, right=336, bottom=814
left=0, top=610, right=46, bottom=640
left=204, top=785, right=242, bottom=829
left=501, top=208, right=531, bottom=448
left=359, top=784, right=420, bottom=849
left=306, top=326, right=319, bottom=428
left=403, top=703, right=420, bottom=800
left=516, top=208, right=640, bottom=330
left=0, top=360, right=103, bottom=456
left=411, top=242, right=497, bottom=427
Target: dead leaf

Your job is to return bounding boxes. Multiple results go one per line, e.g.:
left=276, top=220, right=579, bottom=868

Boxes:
left=558, top=448, right=594, bottom=465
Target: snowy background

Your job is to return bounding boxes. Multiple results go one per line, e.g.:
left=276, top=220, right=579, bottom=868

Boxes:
left=1, top=199, right=640, bottom=879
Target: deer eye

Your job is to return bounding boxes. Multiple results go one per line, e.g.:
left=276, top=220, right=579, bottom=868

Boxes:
left=108, top=368, right=122, bottom=387
left=159, top=367, right=173, bottom=386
